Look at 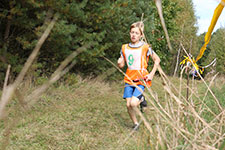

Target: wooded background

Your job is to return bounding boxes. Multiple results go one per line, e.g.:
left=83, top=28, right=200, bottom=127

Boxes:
left=0, top=0, right=224, bottom=85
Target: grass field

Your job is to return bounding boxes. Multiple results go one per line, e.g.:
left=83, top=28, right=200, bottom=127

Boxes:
left=0, top=75, right=224, bottom=150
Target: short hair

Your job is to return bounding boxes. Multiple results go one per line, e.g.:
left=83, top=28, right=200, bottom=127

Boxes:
left=130, top=21, right=144, bottom=35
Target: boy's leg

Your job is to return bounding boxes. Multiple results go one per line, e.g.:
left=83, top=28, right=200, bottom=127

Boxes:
left=130, top=96, right=141, bottom=107
left=123, top=84, right=144, bottom=128
left=130, top=96, right=141, bottom=129
left=129, top=85, right=145, bottom=125
left=139, top=95, right=147, bottom=113
left=131, top=84, right=145, bottom=107
left=123, top=84, right=138, bottom=125
left=132, top=85, right=147, bottom=113
left=126, top=98, right=138, bottom=125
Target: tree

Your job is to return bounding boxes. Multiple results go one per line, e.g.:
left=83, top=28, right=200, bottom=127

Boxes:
left=207, top=28, right=225, bottom=74
left=148, top=0, right=198, bottom=74
left=0, top=0, right=199, bottom=85
left=171, top=0, right=198, bottom=76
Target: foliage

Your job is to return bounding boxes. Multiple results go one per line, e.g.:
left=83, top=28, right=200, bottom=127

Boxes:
left=0, top=0, right=206, bottom=85
left=147, top=0, right=180, bottom=72
left=172, top=0, right=198, bottom=75
left=208, top=28, right=225, bottom=74
left=195, top=28, right=225, bottom=75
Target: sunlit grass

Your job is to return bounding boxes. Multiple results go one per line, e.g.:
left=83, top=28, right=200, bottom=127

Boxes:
left=0, top=75, right=224, bottom=149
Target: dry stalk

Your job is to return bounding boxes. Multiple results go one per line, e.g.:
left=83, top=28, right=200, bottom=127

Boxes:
left=181, top=79, right=217, bottom=117
left=180, top=43, right=222, bottom=111
left=213, top=133, right=225, bottom=147
left=105, top=55, right=223, bottom=149
left=134, top=107, right=153, bottom=134
left=171, top=77, right=220, bottom=141
left=179, top=50, right=217, bottom=117
left=3, top=65, right=11, bottom=92
left=0, top=14, right=58, bottom=119
left=189, top=73, right=194, bottom=104
left=0, top=45, right=89, bottom=150
left=156, top=63, right=222, bottom=147
left=0, top=65, right=11, bottom=119
left=202, top=73, right=219, bottom=102
left=163, top=85, right=183, bottom=105
left=114, top=120, right=143, bottom=150
left=197, top=73, right=219, bottom=121
left=0, top=13, right=92, bottom=149
left=159, top=63, right=217, bottom=120
left=144, top=86, right=194, bottom=143
left=25, top=45, right=90, bottom=107
left=197, top=109, right=225, bottom=138
left=170, top=75, right=219, bottom=138
left=173, top=44, right=181, bottom=76
left=104, top=57, right=166, bottom=148
left=154, top=0, right=173, bottom=52
left=155, top=114, right=166, bottom=149
left=179, top=65, right=188, bottom=99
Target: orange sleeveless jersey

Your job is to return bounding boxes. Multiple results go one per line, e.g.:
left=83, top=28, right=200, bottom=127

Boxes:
left=121, top=43, right=152, bottom=87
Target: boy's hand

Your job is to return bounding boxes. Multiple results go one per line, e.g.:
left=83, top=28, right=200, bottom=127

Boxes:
left=117, top=57, right=123, bottom=64
left=145, top=72, right=154, bottom=81
left=117, top=57, right=125, bottom=68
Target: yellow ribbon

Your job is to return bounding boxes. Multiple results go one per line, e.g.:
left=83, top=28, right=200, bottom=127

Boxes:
left=180, top=0, right=224, bottom=75
left=180, top=56, right=201, bottom=73
left=195, top=0, right=224, bottom=62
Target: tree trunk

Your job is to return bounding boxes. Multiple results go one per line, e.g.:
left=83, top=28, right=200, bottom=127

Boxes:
left=154, top=0, right=173, bottom=52
left=173, top=44, right=181, bottom=76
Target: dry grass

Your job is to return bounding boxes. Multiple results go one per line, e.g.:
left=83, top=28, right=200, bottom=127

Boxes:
left=0, top=11, right=224, bottom=150
left=103, top=56, right=224, bottom=149
left=0, top=74, right=224, bottom=150
left=0, top=50, right=224, bottom=149
left=0, top=13, right=91, bottom=150
left=0, top=77, right=138, bottom=149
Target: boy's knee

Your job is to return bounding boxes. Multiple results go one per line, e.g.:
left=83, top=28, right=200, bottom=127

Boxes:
left=126, top=103, right=131, bottom=108
left=130, top=96, right=139, bottom=107
left=126, top=98, right=132, bottom=108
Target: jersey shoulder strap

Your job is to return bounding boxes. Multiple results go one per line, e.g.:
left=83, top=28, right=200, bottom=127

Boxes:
left=121, top=44, right=128, bottom=58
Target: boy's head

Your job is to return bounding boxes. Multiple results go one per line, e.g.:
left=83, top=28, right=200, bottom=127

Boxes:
left=130, top=21, right=144, bottom=44
left=130, top=21, right=144, bottom=35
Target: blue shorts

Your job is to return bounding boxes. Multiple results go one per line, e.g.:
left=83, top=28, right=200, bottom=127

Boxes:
left=123, top=83, right=145, bottom=99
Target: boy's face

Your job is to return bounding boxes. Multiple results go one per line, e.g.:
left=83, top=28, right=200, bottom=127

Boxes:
left=130, top=27, right=142, bottom=44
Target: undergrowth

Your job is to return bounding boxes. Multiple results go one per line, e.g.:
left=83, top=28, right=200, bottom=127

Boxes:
left=0, top=75, right=224, bottom=149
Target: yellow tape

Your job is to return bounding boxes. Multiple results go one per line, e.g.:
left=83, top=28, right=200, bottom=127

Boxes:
left=180, top=56, right=203, bottom=74
left=180, top=0, right=224, bottom=75
left=195, top=1, right=224, bottom=62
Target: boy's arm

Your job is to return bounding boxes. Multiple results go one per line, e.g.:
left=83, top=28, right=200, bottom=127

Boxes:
left=117, top=56, right=125, bottom=68
left=145, top=52, right=160, bottom=81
